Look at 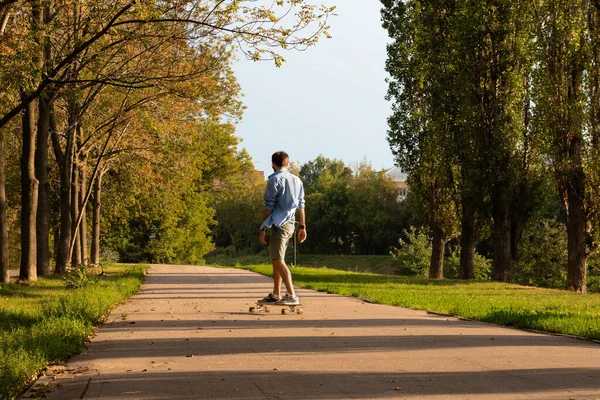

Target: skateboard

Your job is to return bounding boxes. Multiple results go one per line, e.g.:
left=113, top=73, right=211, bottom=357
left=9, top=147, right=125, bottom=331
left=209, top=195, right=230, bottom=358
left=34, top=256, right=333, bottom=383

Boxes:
left=249, top=302, right=304, bottom=315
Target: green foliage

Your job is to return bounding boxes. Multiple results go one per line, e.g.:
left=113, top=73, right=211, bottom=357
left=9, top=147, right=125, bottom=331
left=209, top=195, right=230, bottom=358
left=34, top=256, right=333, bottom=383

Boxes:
left=513, top=219, right=568, bottom=289
left=303, top=181, right=352, bottom=254
left=295, top=157, right=411, bottom=256
left=382, top=0, right=549, bottom=284
left=298, top=156, right=353, bottom=254
left=226, top=264, right=600, bottom=340
left=147, top=195, right=216, bottom=265
left=382, top=0, right=461, bottom=247
left=63, top=265, right=97, bottom=290
left=299, top=155, right=352, bottom=195
left=444, top=249, right=491, bottom=280
left=100, top=119, right=260, bottom=264
left=0, top=265, right=145, bottom=400
left=391, top=227, right=431, bottom=277
left=211, top=150, right=266, bottom=256
left=347, top=163, right=409, bottom=254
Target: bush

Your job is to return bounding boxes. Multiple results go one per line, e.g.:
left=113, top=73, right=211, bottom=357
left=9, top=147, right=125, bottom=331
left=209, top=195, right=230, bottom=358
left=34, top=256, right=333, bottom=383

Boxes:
left=444, top=248, right=491, bottom=280
left=513, top=219, right=567, bottom=288
left=100, top=247, right=120, bottom=263
left=391, top=228, right=431, bottom=277
left=63, top=265, right=98, bottom=290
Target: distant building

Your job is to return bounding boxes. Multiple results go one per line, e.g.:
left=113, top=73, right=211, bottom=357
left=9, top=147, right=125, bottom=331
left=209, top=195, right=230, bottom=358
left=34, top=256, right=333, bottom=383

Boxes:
left=385, top=166, right=408, bottom=200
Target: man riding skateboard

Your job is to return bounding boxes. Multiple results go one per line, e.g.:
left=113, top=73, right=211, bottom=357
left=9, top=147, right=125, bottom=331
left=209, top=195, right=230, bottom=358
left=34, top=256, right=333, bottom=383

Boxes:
left=258, top=151, right=307, bottom=306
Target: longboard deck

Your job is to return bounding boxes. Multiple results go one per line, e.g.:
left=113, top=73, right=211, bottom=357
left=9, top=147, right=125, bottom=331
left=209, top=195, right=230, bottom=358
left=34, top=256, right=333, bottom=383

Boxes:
left=249, top=303, right=304, bottom=315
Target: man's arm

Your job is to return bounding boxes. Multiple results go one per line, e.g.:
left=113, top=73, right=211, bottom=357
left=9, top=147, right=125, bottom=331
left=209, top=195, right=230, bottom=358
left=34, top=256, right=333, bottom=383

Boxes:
left=259, top=210, right=272, bottom=245
left=297, top=208, right=307, bottom=243
left=259, top=177, right=277, bottom=245
left=263, top=209, right=272, bottom=222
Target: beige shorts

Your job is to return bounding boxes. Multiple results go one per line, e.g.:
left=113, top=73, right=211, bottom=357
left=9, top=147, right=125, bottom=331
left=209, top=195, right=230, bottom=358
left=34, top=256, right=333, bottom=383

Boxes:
left=269, top=220, right=295, bottom=260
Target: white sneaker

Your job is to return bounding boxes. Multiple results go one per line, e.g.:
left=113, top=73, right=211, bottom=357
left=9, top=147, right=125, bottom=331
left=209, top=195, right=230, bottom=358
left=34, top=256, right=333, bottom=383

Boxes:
left=276, top=293, right=300, bottom=305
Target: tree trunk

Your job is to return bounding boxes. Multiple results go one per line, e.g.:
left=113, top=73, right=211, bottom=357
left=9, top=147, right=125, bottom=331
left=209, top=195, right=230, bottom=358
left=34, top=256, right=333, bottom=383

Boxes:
left=429, top=225, right=445, bottom=279
left=53, top=109, right=74, bottom=274
left=70, top=162, right=81, bottom=267
left=79, top=158, right=88, bottom=265
left=53, top=224, right=59, bottom=265
left=55, top=161, right=71, bottom=273
left=459, top=204, right=475, bottom=279
left=91, top=173, right=102, bottom=265
left=565, top=137, right=587, bottom=293
left=0, top=126, right=9, bottom=284
left=510, top=198, right=529, bottom=269
left=19, top=100, right=38, bottom=282
left=34, top=2, right=52, bottom=276
left=35, top=94, right=51, bottom=276
left=491, top=196, right=512, bottom=282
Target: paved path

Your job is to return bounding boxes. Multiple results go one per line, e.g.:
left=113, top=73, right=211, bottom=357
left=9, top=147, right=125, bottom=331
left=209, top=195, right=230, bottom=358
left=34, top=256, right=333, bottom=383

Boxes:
left=23, top=265, right=600, bottom=400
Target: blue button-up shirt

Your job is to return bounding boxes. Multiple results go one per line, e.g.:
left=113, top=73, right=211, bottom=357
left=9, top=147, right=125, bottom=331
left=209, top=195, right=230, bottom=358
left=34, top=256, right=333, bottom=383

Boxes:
left=260, top=168, right=305, bottom=230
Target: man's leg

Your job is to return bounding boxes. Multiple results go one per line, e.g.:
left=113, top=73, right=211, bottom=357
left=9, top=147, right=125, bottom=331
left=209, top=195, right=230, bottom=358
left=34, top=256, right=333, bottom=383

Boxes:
left=272, top=265, right=282, bottom=296
left=270, top=221, right=297, bottom=299
left=272, top=258, right=295, bottom=296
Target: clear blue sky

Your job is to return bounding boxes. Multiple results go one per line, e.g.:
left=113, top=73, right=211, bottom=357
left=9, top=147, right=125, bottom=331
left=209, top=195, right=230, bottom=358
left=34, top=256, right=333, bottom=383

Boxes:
left=232, top=1, right=395, bottom=175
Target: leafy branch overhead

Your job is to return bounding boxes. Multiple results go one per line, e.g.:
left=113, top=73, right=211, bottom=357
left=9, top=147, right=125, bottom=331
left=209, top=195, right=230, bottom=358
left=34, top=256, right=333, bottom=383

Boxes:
left=0, top=0, right=335, bottom=128
left=0, top=0, right=335, bottom=281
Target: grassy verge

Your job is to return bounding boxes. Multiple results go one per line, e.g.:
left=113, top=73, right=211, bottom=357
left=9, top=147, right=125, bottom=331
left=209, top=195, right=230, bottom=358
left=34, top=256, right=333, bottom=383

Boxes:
left=225, top=264, right=600, bottom=341
left=206, top=253, right=394, bottom=274
left=0, top=264, right=147, bottom=400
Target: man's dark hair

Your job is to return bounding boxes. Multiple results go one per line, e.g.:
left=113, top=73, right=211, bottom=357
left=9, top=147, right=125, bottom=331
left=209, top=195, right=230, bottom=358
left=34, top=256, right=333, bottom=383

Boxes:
left=272, top=151, right=289, bottom=167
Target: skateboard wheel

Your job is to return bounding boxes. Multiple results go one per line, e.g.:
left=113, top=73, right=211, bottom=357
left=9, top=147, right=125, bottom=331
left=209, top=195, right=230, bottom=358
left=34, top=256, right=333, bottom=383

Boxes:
left=249, top=307, right=256, bottom=313
left=264, top=307, right=270, bottom=313
left=296, top=309, right=304, bottom=315
left=281, top=308, right=289, bottom=315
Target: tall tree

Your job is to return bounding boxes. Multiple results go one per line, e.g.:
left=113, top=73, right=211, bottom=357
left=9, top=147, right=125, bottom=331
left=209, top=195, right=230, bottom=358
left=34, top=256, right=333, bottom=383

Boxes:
left=587, top=3, right=600, bottom=266
left=382, top=0, right=459, bottom=278
left=460, top=0, right=535, bottom=282
left=532, top=0, right=591, bottom=292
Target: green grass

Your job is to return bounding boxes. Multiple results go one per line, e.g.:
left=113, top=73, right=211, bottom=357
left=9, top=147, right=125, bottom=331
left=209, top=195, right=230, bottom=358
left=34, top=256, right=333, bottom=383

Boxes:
left=0, top=264, right=147, bottom=400
left=206, top=253, right=394, bottom=274
left=225, top=264, right=600, bottom=341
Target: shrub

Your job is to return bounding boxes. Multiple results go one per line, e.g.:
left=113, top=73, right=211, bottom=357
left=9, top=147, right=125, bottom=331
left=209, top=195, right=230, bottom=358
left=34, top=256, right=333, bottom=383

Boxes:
left=391, top=227, right=431, bottom=277
left=513, top=219, right=567, bottom=288
left=444, top=249, right=491, bottom=280
left=63, top=265, right=97, bottom=290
